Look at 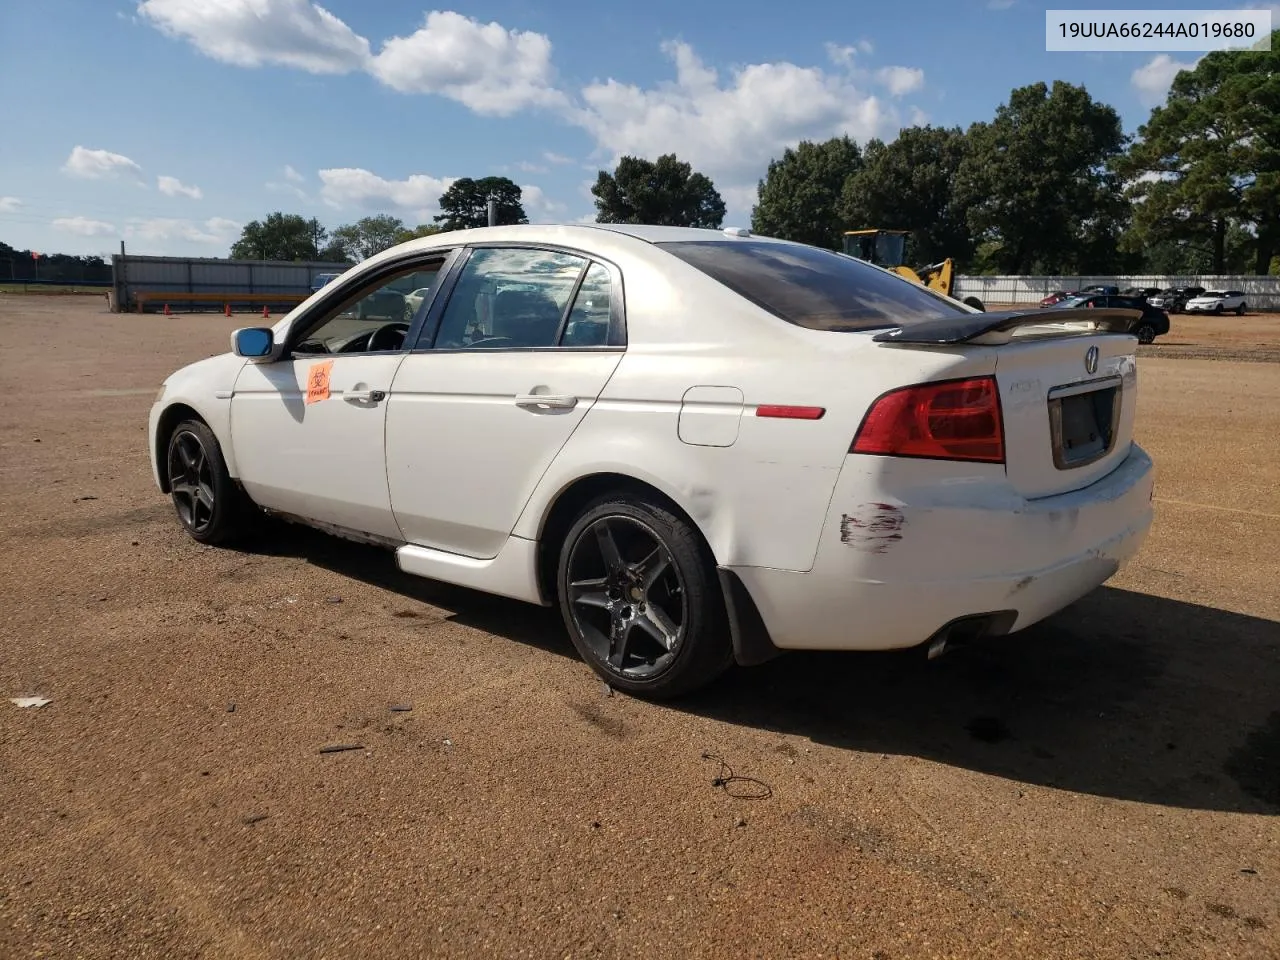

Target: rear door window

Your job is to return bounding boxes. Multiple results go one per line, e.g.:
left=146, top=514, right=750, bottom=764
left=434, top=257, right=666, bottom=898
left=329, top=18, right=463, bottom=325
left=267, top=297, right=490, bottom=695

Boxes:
left=655, top=240, right=965, bottom=332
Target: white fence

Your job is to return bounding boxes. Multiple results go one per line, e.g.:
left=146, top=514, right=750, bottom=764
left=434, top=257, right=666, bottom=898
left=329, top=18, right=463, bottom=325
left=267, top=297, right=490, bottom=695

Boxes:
left=954, top=275, right=1279, bottom=310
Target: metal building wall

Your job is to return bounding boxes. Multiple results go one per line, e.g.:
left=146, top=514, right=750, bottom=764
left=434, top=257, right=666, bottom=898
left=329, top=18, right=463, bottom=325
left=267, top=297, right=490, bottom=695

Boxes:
left=954, top=275, right=1280, bottom=310
left=111, top=254, right=350, bottom=311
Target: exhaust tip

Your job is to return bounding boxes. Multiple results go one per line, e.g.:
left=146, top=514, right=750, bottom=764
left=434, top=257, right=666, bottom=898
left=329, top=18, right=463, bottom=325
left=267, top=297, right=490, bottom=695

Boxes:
left=923, top=610, right=1019, bottom=660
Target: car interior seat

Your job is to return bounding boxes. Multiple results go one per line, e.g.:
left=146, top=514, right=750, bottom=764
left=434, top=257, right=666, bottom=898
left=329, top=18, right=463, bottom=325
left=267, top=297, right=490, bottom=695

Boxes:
left=491, top=290, right=563, bottom=346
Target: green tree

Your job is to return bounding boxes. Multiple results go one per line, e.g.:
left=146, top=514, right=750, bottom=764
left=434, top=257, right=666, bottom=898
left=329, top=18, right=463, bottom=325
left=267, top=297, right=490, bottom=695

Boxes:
left=394, top=223, right=445, bottom=243
left=230, top=212, right=328, bottom=261
left=329, top=214, right=407, bottom=262
left=750, top=137, right=861, bottom=249
left=838, top=126, right=971, bottom=266
left=592, top=154, right=725, bottom=228
left=1118, top=31, right=1280, bottom=274
left=954, top=81, right=1129, bottom=274
left=434, top=177, right=527, bottom=230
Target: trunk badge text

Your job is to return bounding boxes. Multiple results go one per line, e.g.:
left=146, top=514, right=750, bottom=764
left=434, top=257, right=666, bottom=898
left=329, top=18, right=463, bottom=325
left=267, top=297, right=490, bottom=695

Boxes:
left=1085, top=346, right=1099, bottom=375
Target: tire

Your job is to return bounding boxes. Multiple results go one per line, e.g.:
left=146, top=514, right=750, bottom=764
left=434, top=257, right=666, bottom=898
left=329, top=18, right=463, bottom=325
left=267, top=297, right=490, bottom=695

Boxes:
left=1135, top=323, right=1156, bottom=344
left=165, top=419, right=256, bottom=546
left=556, top=493, right=733, bottom=699
left=962, top=296, right=986, bottom=312
left=1214, top=305, right=1223, bottom=316
left=1237, top=303, right=1246, bottom=315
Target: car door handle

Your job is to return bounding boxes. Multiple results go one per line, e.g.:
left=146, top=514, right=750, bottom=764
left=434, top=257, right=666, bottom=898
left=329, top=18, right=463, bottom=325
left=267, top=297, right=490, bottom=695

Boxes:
left=344, top=389, right=386, bottom=403
left=515, top=393, right=578, bottom=410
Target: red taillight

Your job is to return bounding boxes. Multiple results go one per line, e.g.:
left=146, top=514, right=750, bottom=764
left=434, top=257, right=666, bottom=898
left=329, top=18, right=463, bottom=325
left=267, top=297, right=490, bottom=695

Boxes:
left=851, top=376, right=1004, bottom=463
left=755, top=405, right=825, bottom=420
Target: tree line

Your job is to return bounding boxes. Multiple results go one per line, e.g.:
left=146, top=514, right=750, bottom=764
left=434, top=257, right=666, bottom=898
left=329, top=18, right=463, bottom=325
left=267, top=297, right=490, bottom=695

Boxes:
left=12, top=35, right=1272, bottom=276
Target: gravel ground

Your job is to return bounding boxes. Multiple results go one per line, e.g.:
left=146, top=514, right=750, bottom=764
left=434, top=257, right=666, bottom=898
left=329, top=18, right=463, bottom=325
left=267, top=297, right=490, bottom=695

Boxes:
left=1, top=295, right=1278, bottom=960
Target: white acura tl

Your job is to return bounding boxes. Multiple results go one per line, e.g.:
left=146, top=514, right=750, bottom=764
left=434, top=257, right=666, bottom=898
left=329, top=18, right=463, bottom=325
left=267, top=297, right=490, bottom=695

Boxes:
left=149, top=224, right=1155, bottom=698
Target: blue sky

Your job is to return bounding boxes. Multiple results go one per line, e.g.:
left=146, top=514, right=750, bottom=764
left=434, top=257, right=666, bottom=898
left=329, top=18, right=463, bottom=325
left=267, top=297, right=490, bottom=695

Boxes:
left=0, top=0, right=1273, bottom=258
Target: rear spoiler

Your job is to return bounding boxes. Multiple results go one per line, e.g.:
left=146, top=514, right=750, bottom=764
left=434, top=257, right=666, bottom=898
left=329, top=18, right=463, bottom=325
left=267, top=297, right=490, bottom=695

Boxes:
left=872, top=307, right=1142, bottom=346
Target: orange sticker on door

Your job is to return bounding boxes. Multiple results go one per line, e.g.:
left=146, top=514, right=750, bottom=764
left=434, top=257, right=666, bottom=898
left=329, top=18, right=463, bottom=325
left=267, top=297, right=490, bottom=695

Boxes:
left=305, top=360, right=333, bottom=404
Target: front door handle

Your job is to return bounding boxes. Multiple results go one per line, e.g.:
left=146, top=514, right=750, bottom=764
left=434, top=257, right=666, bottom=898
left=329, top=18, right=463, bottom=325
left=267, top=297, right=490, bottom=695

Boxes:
left=515, top=393, right=578, bottom=410
left=344, top=388, right=386, bottom=403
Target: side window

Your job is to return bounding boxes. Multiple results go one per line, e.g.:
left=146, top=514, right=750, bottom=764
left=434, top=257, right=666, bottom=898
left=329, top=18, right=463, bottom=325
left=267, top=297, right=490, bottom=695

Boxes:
left=432, top=248, right=586, bottom=349
left=561, top=262, right=615, bottom=347
left=293, top=259, right=447, bottom=356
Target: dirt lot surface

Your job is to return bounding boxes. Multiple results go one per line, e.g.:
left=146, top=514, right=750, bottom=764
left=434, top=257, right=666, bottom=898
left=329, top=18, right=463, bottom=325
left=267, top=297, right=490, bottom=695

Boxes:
left=2, top=295, right=1278, bottom=960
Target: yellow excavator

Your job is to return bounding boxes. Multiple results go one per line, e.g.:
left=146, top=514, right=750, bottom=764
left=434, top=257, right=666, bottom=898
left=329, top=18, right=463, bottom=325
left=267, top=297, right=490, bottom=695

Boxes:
left=841, top=229, right=985, bottom=312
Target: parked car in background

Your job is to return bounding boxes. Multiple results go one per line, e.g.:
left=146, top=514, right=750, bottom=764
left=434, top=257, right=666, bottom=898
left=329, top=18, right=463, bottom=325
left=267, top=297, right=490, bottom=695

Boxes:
left=1080, top=285, right=1120, bottom=296
left=1184, top=290, right=1248, bottom=315
left=1121, top=287, right=1163, bottom=300
left=1052, top=293, right=1170, bottom=343
left=147, top=224, right=1155, bottom=698
left=1147, top=287, right=1205, bottom=313
left=310, top=272, right=344, bottom=294
left=1039, top=290, right=1076, bottom=306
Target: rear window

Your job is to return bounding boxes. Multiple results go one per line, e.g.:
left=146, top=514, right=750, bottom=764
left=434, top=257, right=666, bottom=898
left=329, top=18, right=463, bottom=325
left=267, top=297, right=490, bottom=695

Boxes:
left=655, top=240, right=966, bottom=332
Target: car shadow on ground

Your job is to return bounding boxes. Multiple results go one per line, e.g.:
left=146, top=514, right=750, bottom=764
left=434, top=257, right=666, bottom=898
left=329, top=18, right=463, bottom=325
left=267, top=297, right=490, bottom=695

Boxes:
left=246, top=523, right=1279, bottom=816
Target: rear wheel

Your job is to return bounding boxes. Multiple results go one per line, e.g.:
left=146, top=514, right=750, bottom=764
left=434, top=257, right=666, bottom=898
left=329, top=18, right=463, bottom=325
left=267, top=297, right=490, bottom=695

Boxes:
left=165, top=419, right=255, bottom=545
left=556, top=494, right=732, bottom=699
left=1135, top=322, right=1157, bottom=344
left=1237, top=302, right=1247, bottom=315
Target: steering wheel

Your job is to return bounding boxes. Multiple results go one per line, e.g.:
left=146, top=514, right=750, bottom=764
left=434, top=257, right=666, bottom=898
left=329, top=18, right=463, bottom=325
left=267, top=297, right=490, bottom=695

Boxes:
left=368, top=322, right=410, bottom=352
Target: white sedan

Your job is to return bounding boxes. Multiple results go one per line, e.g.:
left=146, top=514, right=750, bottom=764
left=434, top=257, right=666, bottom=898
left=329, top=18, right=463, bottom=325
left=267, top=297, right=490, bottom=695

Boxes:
left=149, top=224, right=1155, bottom=698
left=1184, top=290, right=1248, bottom=315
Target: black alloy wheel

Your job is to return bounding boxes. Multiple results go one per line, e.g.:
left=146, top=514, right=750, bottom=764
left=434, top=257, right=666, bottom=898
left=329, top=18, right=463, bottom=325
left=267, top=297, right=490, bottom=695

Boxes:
left=557, top=495, right=732, bottom=698
left=165, top=419, right=254, bottom=545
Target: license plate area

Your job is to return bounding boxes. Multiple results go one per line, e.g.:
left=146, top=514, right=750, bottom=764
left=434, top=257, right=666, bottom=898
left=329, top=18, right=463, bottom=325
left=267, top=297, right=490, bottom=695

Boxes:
left=1047, top=376, right=1122, bottom=470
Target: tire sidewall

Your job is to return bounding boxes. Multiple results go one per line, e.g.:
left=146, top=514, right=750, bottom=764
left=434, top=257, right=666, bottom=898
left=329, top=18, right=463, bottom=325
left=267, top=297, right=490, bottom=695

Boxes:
left=1136, top=323, right=1155, bottom=343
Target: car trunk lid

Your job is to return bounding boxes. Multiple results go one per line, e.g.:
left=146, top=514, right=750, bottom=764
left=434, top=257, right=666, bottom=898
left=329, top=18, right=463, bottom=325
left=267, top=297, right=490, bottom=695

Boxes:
left=874, top=308, right=1141, bottom=499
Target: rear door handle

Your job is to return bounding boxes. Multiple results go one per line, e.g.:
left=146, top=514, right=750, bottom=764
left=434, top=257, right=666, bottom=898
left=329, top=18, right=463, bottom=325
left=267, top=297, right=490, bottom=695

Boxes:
left=344, top=389, right=386, bottom=403
left=515, top=393, right=578, bottom=410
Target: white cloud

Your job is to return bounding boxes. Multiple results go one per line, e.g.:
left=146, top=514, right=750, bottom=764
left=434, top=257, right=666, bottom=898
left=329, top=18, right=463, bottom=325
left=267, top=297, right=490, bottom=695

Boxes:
left=0, top=196, right=21, bottom=213
left=125, top=216, right=241, bottom=245
left=910, top=106, right=929, bottom=126
left=318, top=167, right=456, bottom=220
left=825, top=42, right=859, bottom=67
left=520, top=184, right=566, bottom=222
left=284, top=164, right=305, bottom=182
left=572, top=40, right=893, bottom=190
left=368, top=11, right=564, bottom=115
left=157, top=175, right=203, bottom=199
left=543, top=151, right=574, bottom=165
left=53, top=216, right=117, bottom=237
left=876, top=65, right=924, bottom=96
left=1131, top=54, right=1200, bottom=107
left=516, top=160, right=549, bottom=173
left=137, top=0, right=370, bottom=73
left=62, top=146, right=143, bottom=181
left=267, top=179, right=309, bottom=200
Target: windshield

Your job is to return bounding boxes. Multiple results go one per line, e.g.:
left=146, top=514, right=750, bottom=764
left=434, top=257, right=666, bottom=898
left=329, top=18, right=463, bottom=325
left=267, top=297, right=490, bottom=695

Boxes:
left=1202, top=291, right=1227, bottom=298
left=655, top=240, right=966, bottom=332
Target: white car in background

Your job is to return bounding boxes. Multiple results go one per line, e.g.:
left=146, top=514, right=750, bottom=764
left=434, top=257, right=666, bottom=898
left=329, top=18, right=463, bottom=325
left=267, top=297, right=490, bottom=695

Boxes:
left=148, top=224, right=1155, bottom=698
left=1184, top=290, right=1248, bottom=315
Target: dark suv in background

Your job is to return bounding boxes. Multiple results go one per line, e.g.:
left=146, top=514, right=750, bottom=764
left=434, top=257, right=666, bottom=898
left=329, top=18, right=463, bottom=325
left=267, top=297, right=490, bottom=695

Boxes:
left=1147, top=286, right=1205, bottom=314
left=1051, top=293, right=1171, bottom=343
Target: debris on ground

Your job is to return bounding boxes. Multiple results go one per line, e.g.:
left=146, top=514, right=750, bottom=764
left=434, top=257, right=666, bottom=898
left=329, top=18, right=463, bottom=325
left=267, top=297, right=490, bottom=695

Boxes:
left=243, top=814, right=269, bottom=826
left=318, top=743, right=365, bottom=754
left=10, top=696, right=51, bottom=709
left=701, top=752, right=773, bottom=799
left=324, top=596, right=343, bottom=604
left=389, top=704, right=413, bottom=713
left=73, top=495, right=97, bottom=502
left=601, top=682, right=613, bottom=698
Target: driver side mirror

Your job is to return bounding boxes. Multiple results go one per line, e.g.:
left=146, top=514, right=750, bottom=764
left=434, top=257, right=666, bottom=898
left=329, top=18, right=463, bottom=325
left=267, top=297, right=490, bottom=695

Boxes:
left=232, top=327, right=274, bottom=358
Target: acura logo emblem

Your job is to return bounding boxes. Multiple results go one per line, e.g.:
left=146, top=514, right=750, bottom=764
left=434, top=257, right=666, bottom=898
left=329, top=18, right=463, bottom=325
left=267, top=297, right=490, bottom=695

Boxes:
left=1085, top=345, right=1099, bottom=375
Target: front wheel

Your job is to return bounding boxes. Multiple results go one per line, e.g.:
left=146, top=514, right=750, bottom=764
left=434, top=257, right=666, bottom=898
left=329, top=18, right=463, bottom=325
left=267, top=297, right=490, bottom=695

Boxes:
left=1135, top=322, right=1157, bottom=344
left=1237, top=303, right=1246, bottom=315
left=556, top=494, right=732, bottom=699
left=166, top=419, right=255, bottom=545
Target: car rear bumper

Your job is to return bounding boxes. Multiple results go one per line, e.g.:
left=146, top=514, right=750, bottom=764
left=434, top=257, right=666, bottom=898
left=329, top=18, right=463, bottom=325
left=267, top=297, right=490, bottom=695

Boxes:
left=728, top=444, right=1155, bottom=652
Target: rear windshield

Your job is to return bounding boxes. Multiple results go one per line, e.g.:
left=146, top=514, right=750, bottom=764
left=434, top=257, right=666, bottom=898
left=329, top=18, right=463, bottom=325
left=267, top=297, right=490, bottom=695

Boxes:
left=655, top=240, right=966, bottom=331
